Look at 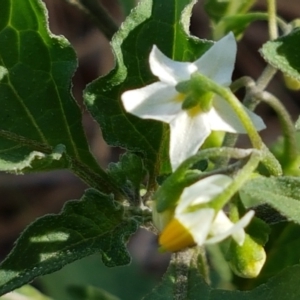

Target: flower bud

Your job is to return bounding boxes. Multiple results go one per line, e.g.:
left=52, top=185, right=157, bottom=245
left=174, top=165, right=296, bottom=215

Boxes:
left=226, top=234, right=266, bottom=278
left=283, top=74, right=300, bottom=91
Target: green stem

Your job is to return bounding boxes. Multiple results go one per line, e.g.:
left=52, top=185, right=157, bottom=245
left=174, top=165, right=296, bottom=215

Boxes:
left=64, top=0, right=118, bottom=40
left=177, top=147, right=254, bottom=174
left=260, top=91, right=298, bottom=162
left=194, top=73, right=264, bottom=149
left=172, top=248, right=194, bottom=300
left=69, top=157, right=126, bottom=200
left=171, top=247, right=210, bottom=299
left=267, top=0, right=278, bottom=40
left=256, top=65, right=277, bottom=92
left=211, top=151, right=262, bottom=211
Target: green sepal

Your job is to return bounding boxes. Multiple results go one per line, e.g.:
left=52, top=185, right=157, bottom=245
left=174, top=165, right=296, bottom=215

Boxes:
left=154, top=168, right=202, bottom=212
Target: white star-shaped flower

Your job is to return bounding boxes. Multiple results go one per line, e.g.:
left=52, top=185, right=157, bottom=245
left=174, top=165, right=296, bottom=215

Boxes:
left=158, top=174, right=254, bottom=252
left=121, top=32, right=265, bottom=170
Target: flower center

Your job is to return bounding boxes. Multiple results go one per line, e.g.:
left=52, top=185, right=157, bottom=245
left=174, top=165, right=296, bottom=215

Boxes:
left=159, top=218, right=195, bottom=252
left=175, top=73, right=214, bottom=113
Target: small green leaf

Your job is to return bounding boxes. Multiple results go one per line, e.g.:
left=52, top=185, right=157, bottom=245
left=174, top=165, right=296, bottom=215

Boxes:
left=84, top=0, right=211, bottom=177
left=108, top=152, right=146, bottom=204
left=240, top=176, right=300, bottom=224
left=0, top=189, right=138, bottom=296
left=108, top=152, right=145, bottom=187
left=67, top=285, right=120, bottom=300
left=261, top=28, right=300, bottom=81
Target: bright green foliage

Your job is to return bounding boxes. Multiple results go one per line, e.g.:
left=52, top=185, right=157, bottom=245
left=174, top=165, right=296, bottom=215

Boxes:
left=67, top=285, right=120, bottom=300
left=0, top=189, right=138, bottom=296
left=261, top=28, right=300, bottom=81
left=84, top=0, right=211, bottom=177
left=240, top=176, right=300, bottom=224
left=0, top=0, right=102, bottom=176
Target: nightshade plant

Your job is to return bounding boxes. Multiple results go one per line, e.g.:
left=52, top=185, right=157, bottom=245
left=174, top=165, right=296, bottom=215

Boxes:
left=1, top=0, right=300, bottom=299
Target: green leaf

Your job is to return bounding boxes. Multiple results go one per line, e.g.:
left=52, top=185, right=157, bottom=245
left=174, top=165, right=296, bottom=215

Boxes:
left=250, top=223, right=300, bottom=287
left=67, top=285, right=120, bottom=300
left=204, top=0, right=256, bottom=23
left=212, top=265, right=300, bottom=299
left=240, top=176, right=300, bottom=224
left=84, top=0, right=211, bottom=177
left=0, top=0, right=122, bottom=194
left=0, top=189, right=138, bottom=296
left=143, top=250, right=300, bottom=299
left=1, top=285, right=52, bottom=300
left=108, top=152, right=146, bottom=204
left=0, top=0, right=103, bottom=176
left=261, top=28, right=300, bottom=81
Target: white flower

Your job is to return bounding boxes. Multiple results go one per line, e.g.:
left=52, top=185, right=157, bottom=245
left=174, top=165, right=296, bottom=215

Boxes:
left=121, top=32, right=265, bottom=171
left=158, top=174, right=254, bottom=252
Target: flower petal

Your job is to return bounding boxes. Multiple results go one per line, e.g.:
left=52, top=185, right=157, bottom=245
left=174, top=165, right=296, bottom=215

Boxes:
left=121, top=82, right=181, bottom=122
left=176, top=174, right=233, bottom=213
left=149, top=45, right=196, bottom=85
left=177, top=208, right=215, bottom=246
left=231, top=210, right=255, bottom=245
left=206, top=210, right=254, bottom=245
left=169, top=111, right=210, bottom=171
left=208, top=96, right=266, bottom=133
left=193, top=32, right=237, bottom=86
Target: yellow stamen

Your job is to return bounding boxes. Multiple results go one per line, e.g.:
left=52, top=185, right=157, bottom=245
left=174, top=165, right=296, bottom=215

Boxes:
left=174, top=93, right=185, bottom=103
left=159, top=218, right=195, bottom=252
left=187, top=105, right=202, bottom=118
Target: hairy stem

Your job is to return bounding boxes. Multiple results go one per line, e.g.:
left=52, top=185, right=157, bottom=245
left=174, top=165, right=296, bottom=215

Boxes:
left=260, top=91, right=298, bottom=162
